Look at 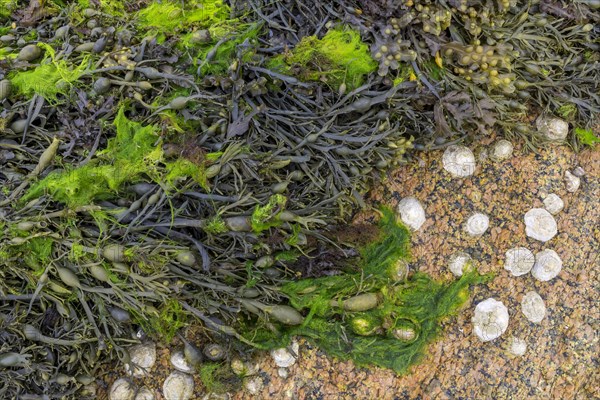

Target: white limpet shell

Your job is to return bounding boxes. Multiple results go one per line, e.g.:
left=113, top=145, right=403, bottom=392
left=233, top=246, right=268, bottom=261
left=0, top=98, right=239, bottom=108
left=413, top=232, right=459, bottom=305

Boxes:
left=448, top=251, right=472, bottom=277
left=472, top=298, right=509, bottom=342
left=442, top=145, right=476, bottom=177
left=464, top=213, right=489, bottom=236
left=396, top=197, right=426, bottom=231
left=508, top=337, right=527, bottom=356
left=109, top=378, right=136, bottom=400
left=489, top=139, right=514, bottom=162
left=543, top=193, right=564, bottom=215
left=504, top=247, right=535, bottom=277
left=163, top=371, right=194, bottom=400
left=170, top=351, right=193, bottom=374
left=521, top=291, right=546, bottom=323
left=564, top=170, right=581, bottom=193
left=125, top=342, right=156, bottom=377
left=270, top=340, right=299, bottom=368
left=536, top=115, right=569, bottom=141
left=244, top=376, right=264, bottom=395
left=524, top=208, right=557, bottom=242
left=532, top=249, right=562, bottom=281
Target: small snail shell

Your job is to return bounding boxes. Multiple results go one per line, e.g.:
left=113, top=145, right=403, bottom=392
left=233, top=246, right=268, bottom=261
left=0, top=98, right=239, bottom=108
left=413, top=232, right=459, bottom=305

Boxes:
left=524, top=208, right=557, bottom=242
left=442, top=145, right=476, bottom=177
left=521, top=291, right=546, bottom=323
left=504, top=247, right=534, bottom=277
left=396, top=196, right=426, bottom=231
left=464, top=213, right=489, bottom=236
left=531, top=249, right=562, bottom=281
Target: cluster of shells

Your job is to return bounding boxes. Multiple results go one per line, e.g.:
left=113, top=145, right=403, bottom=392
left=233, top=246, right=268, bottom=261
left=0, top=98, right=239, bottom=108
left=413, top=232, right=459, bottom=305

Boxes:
left=108, top=338, right=230, bottom=400
left=430, top=140, right=573, bottom=351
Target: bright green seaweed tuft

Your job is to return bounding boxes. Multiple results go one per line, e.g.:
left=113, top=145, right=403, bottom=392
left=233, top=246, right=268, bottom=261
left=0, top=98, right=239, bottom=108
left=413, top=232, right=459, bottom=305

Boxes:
left=575, top=127, right=599, bottom=147
left=21, top=107, right=217, bottom=207
left=242, top=208, right=490, bottom=374
left=268, top=26, right=377, bottom=90
left=9, top=43, right=89, bottom=102
left=136, top=0, right=229, bottom=31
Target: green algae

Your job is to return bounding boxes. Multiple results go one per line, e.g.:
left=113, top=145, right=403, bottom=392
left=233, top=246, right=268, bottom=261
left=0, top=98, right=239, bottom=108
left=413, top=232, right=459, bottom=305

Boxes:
left=575, top=127, right=599, bottom=146
left=241, top=208, right=490, bottom=374
left=9, top=43, right=89, bottom=102
left=199, top=361, right=240, bottom=393
left=136, top=0, right=229, bottom=32
left=77, top=0, right=124, bottom=17
left=21, top=107, right=220, bottom=207
left=267, top=26, right=377, bottom=90
left=194, top=22, right=262, bottom=76
left=0, top=0, right=17, bottom=19
left=251, top=194, right=287, bottom=233
left=135, top=299, right=187, bottom=343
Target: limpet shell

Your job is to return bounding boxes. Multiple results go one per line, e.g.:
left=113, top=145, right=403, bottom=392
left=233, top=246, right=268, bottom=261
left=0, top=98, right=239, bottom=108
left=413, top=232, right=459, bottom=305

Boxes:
left=536, top=115, right=568, bottom=141
left=472, top=298, right=509, bottom=342
left=524, top=208, right=557, bottom=242
left=489, top=139, right=513, bottom=162
left=270, top=340, right=299, bottom=368
left=448, top=251, right=471, bottom=277
left=109, top=378, right=136, bottom=400
left=504, top=247, right=535, bottom=277
left=464, top=213, right=489, bottom=236
left=543, top=193, right=564, bottom=215
left=396, top=196, right=426, bottom=231
left=125, top=342, right=156, bottom=377
left=442, top=145, right=476, bottom=177
left=521, top=291, right=546, bottom=323
left=170, top=351, right=193, bottom=374
left=532, top=249, right=562, bottom=281
left=508, top=337, right=527, bottom=356
left=163, top=371, right=194, bottom=400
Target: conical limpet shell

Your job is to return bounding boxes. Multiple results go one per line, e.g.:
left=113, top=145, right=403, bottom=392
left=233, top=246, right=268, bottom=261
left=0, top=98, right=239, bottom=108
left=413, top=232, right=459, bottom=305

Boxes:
left=543, top=193, right=564, bottom=215
left=524, top=208, right=557, bottom=242
left=472, top=298, right=509, bottom=342
left=396, top=196, right=426, bottom=231
left=536, top=115, right=568, bottom=141
left=448, top=251, right=471, bottom=277
left=270, top=340, right=299, bottom=368
left=163, top=371, right=194, bottom=400
left=532, top=249, right=562, bottom=281
left=464, top=213, right=489, bottom=236
left=508, top=337, right=527, bottom=356
left=489, top=139, right=513, bottom=162
left=125, top=342, right=156, bottom=377
left=504, top=247, right=535, bottom=277
left=521, top=291, right=546, bottom=323
left=109, top=378, right=136, bottom=400
left=443, top=145, right=476, bottom=177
